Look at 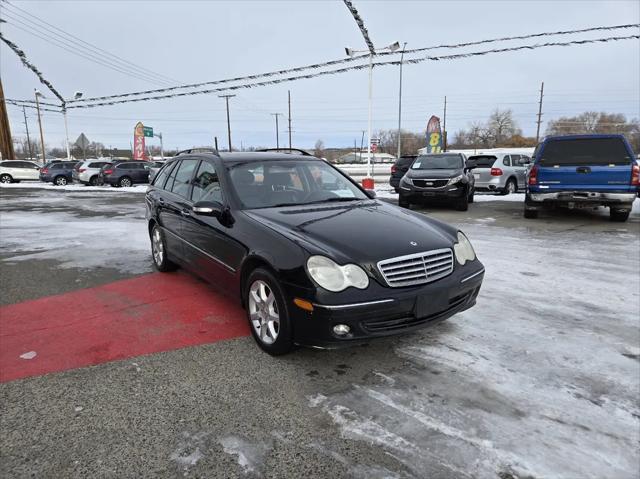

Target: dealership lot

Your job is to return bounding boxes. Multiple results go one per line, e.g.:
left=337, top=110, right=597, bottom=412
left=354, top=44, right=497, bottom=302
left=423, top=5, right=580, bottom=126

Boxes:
left=1, top=186, right=639, bottom=478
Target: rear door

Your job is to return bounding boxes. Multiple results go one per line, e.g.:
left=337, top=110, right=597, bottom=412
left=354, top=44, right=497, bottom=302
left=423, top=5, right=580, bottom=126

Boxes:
left=536, top=137, right=635, bottom=192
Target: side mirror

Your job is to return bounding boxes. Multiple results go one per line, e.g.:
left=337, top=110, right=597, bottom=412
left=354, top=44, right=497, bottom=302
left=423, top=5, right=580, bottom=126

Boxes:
left=365, top=189, right=377, bottom=199
left=192, top=200, right=224, bottom=217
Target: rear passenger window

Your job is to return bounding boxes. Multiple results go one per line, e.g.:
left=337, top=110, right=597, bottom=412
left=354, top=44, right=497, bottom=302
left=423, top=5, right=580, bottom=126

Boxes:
left=503, top=156, right=510, bottom=167
left=191, top=161, right=222, bottom=203
left=170, top=159, right=198, bottom=198
left=467, top=156, right=497, bottom=168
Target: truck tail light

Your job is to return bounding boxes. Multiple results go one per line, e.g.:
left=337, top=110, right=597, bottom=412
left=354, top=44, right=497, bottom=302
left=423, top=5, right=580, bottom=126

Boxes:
left=632, top=163, right=639, bottom=186
left=528, top=165, right=539, bottom=186
left=391, top=165, right=397, bottom=174
left=490, top=167, right=503, bottom=176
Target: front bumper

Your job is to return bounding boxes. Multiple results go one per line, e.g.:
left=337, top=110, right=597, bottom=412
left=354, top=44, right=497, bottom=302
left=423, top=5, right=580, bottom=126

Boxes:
left=526, top=191, right=636, bottom=209
left=287, top=262, right=484, bottom=348
left=399, top=184, right=466, bottom=201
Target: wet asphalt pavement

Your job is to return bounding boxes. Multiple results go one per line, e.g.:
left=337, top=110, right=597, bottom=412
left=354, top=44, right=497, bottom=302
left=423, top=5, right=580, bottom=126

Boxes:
left=1, top=186, right=638, bottom=478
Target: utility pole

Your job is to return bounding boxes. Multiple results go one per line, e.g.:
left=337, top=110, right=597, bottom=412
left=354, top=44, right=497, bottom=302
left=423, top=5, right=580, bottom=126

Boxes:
left=0, top=78, right=15, bottom=161
left=219, top=94, right=235, bottom=151
left=22, top=106, right=34, bottom=160
left=359, top=130, right=365, bottom=163
left=443, top=96, right=447, bottom=152
left=287, top=90, right=292, bottom=149
left=34, top=90, right=46, bottom=163
left=214, top=136, right=219, bottom=151
left=396, top=42, right=407, bottom=160
left=535, top=81, right=544, bottom=143
left=271, top=113, right=281, bottom=148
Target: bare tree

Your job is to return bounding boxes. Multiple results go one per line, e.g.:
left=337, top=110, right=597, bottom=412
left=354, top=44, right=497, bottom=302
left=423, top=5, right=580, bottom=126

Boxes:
left=486, top=109, right=521, bottom=146
left=547, top=112, right=639, bottom=151
left=314, top=139, right=325, bottom=158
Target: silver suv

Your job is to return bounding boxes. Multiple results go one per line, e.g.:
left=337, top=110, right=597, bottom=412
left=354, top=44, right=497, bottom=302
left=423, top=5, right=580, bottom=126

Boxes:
left=467, top=153, right=531, bottom=195
left=72, top=159, right=112, bottom=186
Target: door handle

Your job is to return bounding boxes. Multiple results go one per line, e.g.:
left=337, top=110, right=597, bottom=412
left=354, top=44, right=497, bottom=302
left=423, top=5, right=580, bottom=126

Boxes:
left=181, top=209, right=191, bottom=217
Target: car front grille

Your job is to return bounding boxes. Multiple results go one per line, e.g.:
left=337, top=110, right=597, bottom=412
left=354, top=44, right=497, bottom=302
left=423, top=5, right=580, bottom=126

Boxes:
left=412, top=179, right=449, bottom=188
left=377, top=248, right=454, bottom=287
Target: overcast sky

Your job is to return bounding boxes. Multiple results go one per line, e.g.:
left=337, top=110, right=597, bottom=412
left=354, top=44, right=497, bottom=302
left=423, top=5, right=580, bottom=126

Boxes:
left=1, top=0, right=639, bottom=152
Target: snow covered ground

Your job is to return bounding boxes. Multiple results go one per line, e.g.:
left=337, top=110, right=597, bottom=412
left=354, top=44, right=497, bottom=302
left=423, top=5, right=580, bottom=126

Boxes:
left=310, top=222, right=640, bottom=478
left=0, top=182, right=148, bottom=194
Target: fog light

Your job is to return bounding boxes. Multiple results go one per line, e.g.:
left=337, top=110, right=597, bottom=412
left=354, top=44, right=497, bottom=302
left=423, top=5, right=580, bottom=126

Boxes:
left=333, top=324, right=351, bottom=336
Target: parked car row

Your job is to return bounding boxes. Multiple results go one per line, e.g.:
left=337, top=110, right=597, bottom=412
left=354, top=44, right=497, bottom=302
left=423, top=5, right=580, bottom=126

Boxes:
left=0, top=159, right=167, bottom=187
left=389, top=134, right=638, bottom=222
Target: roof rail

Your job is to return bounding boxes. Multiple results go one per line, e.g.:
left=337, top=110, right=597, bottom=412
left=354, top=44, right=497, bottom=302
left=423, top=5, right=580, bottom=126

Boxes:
left=176, top=147, right=220, bottom=156
left=255, top=148, right=313, bottom=156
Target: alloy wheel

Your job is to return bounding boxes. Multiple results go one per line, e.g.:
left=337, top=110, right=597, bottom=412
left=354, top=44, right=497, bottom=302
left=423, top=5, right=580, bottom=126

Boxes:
left=56, top=176, right=67, bottom=186
left=248, top=280, right=280, bottom=345
left=152, top=228, right=164, bottom=266
left=121, top=178, right=132, bottom=187
left=0, top=175, right=11, bottom=183
left=507, top=180, right=516, bottom=194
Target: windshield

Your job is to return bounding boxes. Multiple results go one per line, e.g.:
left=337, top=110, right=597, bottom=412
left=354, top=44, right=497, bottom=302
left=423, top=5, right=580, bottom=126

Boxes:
left=228, top=160, right=368, bottom=209
left=540, top=138, right=632, bottom=166
left=412, top=154, right=463, bottom=170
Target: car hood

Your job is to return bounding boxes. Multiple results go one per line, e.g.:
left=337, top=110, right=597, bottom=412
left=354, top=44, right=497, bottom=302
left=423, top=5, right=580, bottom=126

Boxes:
left=406, top=168, right=462, bottom=179
left=244, top=200, right=457, bottom=266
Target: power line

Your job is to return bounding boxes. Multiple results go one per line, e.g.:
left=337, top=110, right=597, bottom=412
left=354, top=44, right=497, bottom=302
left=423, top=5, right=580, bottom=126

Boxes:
left=64, top=23, right=639, bottom=106
left=342, top=0, right=375, bottom=54
left=2, top=0, right=179, bottom=85
left=63, top=34, right=639, bottom=110
left=2, top=14, right=174, bottom=87
left=0, top=30, right=64, bottom=102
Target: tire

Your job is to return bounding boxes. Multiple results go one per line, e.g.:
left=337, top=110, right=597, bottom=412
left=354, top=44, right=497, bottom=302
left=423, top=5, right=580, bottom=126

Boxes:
left=501, top=178, right=517, bottom=195
left=0, top=174, right=13, bottom=184
left=54, top=175, right=68, bottom=186
left=455, top=193, right=469, bottom=211
left=468, top=188, right=475, bottom=203
left=150, top=224, right=177, bottom=272
left=398, top=195, right=410, bottom=208
left=118, top=176, right=133, bottom=187
left=245, top=268, right=293, bottom=356
left=524, top=208, right=538, bottom=219
left=89, top=176, right=99, bottom=186
left=610, top=208, right=630, bottom=222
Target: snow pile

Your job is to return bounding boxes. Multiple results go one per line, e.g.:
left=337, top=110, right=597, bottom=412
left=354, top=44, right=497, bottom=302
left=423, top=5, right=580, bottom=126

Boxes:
left=0, top=182, right=148, bottom=193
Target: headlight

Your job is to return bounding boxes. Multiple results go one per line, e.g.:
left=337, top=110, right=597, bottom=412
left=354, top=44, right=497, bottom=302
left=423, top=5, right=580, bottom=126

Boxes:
left=448, top=175, right=464, bottom=185
left=453, top=232, right=476, bottom=265
left=401, top=176, right=412, bottom=185
left=306, top=255, right=369, bottom=292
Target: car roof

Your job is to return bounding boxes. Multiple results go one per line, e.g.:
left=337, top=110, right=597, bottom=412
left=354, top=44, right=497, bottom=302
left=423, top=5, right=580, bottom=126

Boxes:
left=543, top=134, right=626, bottom=142
left=174, top=152, right=322, bottom=163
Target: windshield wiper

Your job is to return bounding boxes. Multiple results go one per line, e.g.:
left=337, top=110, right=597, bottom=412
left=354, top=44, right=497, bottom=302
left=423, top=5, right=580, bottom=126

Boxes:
left=303, top=197, right=363, bottom=205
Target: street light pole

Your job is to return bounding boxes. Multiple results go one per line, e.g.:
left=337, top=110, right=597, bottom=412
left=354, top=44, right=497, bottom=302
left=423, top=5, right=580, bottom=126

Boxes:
left=396, top=42, right=407, bottom=160
left=345, top=41, right=400, bottom=184
left=62, top=103, right=71, bottom=160
left=34, top=90, right=45, bottom=163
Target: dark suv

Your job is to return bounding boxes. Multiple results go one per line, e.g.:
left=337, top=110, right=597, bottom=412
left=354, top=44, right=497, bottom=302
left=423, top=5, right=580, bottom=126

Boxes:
left=389, top=155, right=417, bottom=192
left=398, top=153, right=475, bottom=211
left=100, top=161, right=151, bottom=187
left=39, top=161, right=78, bottom=185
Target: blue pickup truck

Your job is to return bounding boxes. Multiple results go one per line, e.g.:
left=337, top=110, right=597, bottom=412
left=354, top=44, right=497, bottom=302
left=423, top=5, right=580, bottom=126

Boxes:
left=524, top=134, right=638, bottom=222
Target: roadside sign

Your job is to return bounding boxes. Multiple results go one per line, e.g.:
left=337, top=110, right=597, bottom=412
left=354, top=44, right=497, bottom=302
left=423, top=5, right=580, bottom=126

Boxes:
left=75, top=133, right=90, bottom=150
left=143, top=126, right=154, bottom=138
left=371, top=143, right=378, bottom=153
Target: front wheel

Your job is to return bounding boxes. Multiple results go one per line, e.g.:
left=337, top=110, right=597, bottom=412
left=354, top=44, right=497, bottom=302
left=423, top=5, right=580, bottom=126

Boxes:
left=118, top=176, right=132, bottom=187
left=246, top=268, right=293, bottom=356
left=455, top=193, right=469, bottom=211
left=0, top=174, right=13, bottom=183
left=398, top=195, right=410, bottom=208
left=468, top=188, right=475, bottom=203
left=54, top=176, right=68, bottom=186
left=151, top=225, right=177, bottom=272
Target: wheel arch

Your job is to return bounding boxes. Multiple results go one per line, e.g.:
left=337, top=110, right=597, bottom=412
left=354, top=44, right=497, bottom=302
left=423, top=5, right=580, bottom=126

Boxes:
left=239, top=255, right=279, bottom=309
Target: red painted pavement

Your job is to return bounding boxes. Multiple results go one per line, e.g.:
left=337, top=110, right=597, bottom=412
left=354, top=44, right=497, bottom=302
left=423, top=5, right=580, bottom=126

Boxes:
left=0, top=272, right=249, bottom=383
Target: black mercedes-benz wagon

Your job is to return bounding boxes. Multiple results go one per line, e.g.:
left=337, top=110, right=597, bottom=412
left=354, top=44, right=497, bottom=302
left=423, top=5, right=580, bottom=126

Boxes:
left=145, top=150, right=484, bottom=355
